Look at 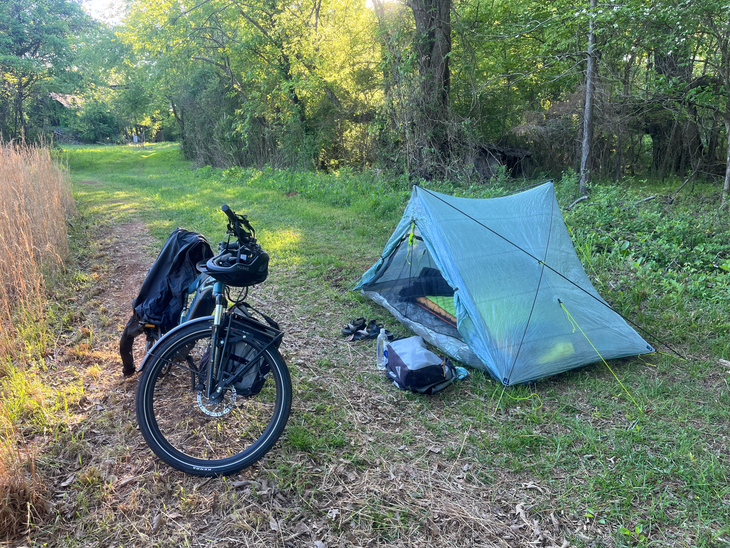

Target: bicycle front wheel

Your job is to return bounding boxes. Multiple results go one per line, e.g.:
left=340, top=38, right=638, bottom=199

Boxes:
left=136, top=317, right=292, bottom=476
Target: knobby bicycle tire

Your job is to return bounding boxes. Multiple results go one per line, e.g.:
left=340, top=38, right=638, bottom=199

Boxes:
left=135, top=317, right=292, bottom=476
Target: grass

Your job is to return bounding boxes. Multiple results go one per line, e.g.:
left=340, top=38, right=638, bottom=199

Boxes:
left=17, top=142, right=730, bottom=546
left=0, top=142, right=75, bottom=363
left=0, top=142, right=76, bottom=538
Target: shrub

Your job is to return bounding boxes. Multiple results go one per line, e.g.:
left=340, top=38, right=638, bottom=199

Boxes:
left=70, top=102, right=121, bottom=143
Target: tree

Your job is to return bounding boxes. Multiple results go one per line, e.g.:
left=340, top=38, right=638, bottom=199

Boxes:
left=578, top=0, right=596, bottom=195
left=407, top=0, right=452, bottom=177
left=118, top=0, right=379, bottom=167
left=0, top=0, right=89, bottom=140
left=630, top=0, right=730, bottom=203
left=682, top=0, right=730, bottom=206
left=47, top=0, right=727, bottom=192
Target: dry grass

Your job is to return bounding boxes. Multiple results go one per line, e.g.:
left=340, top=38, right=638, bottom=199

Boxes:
left=0, top=142, right=74, bottom=362
left=0, top=141, right=74, bottom=538
left=0, top=424, right=45, bottom=540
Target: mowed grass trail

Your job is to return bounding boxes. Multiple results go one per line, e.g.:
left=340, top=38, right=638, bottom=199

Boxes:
left=46, top=143, right=730, bottom=548
left=66, top=143, right=390, bottom=280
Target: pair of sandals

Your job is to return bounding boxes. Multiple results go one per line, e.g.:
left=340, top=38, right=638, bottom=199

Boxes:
left=341, top=317, right=393, bottom=342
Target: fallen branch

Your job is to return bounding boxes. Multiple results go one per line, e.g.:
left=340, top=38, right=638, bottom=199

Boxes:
left=621, top=196, right=655, bottom=210
left=565, top=195, right=588, bottom=211
left=669, top=163, right=701, bottom=204
left=634, top=195, right=656, bottom=206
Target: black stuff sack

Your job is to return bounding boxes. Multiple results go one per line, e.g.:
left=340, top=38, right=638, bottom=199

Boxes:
left=385, top=336, right=462, bottom=395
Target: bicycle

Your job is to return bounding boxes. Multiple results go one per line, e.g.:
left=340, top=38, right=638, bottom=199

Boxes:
left=135, top=205, right=292, bottom=476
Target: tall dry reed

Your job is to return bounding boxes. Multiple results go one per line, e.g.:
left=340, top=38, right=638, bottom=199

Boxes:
left=0, top=143, right=74, bottom=538
left=0, top=416, right=44, bottom=538
left=0, top=142, right=75, bottom=365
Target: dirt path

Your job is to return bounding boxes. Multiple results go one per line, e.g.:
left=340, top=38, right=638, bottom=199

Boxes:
left=106, top=222, right=156, bottom=313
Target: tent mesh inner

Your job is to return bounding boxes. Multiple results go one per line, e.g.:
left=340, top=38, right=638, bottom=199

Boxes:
left=360, top=232, right=462, bottom=341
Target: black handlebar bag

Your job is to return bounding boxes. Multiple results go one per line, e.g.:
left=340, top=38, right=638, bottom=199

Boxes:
left=119, top=228, right=213, bottom=375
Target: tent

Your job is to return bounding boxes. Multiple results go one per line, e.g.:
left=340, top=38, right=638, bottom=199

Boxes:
left=355, top=183, right=653, bottom=385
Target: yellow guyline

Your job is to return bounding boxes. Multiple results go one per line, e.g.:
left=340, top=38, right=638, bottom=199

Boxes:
left=559, top=299, right=643, bottom=413
left=494, top=299, right=644, bottom=415
left=406, top=221, right=416, bottom=265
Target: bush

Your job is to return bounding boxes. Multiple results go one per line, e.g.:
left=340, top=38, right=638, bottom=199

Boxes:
left=70, top=101, right=121, bottom=143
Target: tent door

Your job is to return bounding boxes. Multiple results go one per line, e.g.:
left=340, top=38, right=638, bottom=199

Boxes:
left=359, top=229, right=462, bottom=341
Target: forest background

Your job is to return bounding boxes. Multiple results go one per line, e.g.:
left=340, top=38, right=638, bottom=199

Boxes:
left=2, top=0, right=730, bottom=201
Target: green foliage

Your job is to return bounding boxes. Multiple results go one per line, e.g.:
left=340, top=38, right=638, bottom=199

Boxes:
left=560, top=178, right=730, bottom=356
left=2, top=0, right=730, bottom=187
left=109, top=0, right=381, bottom=168
left=0, top=0, right=90, bottom=140
left=218, top=163, right=518, bottom=217
left=67, top=101, right=121, bottom=143
left=221, top=166, right=410, bottom=219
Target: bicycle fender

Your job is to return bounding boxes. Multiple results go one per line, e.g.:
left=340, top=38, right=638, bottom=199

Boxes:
left=137, top=316, right=215, bottom=373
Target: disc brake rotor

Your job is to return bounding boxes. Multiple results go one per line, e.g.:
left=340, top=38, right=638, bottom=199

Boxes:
left=197, top=386, right=237, bottom=417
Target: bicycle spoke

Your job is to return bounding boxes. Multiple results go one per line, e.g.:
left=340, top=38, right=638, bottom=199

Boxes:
left=135, top=205, right=291, bottom=476
left=146, top=350, right=202, bottom=376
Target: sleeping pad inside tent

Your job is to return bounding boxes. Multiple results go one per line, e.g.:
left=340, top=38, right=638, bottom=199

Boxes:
left=354, top=183, right=654, bottom=385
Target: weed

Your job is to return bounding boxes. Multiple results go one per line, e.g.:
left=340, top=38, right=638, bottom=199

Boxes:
left=85, top=364, right=103, bottom=381
left=0, top=364, right=54, bottom=431
left=78, top=465, right=102, bottom=487
left=0, top=141, right=74, bottom=362
left=286, top=412, right=349, bottom=453
left=618, top=523, right=648, bottom=546
left=0, top=143, right=75, bottom=536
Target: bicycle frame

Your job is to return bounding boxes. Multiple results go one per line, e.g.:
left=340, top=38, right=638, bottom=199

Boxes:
left=138, top=206, right=278, bottom=397
left=135, top=205, right=291, bottom=477
left=206, top=281, right=227, bottom=399
left=204, top=281, right=283, bottom=400
left=180, top=275, right=216, bottom=325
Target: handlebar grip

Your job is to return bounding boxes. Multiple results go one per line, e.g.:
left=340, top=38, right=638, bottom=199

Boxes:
left=221, top=204, right=238, bottom=224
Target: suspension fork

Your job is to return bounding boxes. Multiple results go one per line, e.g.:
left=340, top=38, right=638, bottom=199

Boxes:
left=206, top=281, right=227, bottom=399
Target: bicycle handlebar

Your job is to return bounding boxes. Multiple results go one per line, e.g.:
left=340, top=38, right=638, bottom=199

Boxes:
left=221, top=204, right=237, bottom=224
left=221, top=204, right=256, bottom=243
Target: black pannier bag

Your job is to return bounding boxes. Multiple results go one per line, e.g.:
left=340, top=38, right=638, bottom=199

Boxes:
left=385, top=336, right=462, bottom=395
left=198, top=338, right=271, bottom=397
left=119, top=228, right=214, bottom=375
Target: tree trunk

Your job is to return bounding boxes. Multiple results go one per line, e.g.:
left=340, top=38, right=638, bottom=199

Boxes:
left=170, top=98, right=184, bottom=135
left=683, top=105, right=704, bottom=174
left=707, top=112, right=720, bottom=172
left=13, top=86, right=20, bottom=140
left=720, top=117, right=730, bottom=207
left=616, top=53, right=634, bottom=180
left=408, top=0, right=451, bottom=178
left=658, top=117, right=679, bottom=181
left=578, top=0, right=596, bottom=195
